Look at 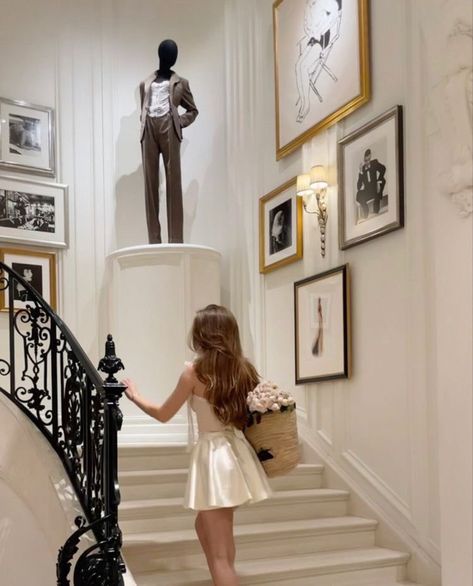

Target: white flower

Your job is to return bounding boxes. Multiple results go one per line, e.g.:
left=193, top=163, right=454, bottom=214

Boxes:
left=270, top=403, right=280, bottom=411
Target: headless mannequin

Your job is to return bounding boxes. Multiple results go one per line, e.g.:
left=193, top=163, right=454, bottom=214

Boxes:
left=139, top=39, right=199, bottom=244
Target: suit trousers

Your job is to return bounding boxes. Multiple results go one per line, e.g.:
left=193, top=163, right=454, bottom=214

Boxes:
left=141, top=113, right=183, bottom=243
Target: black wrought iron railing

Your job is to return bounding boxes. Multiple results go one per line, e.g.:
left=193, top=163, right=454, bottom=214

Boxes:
left=0, top=261, right=126, bottom=585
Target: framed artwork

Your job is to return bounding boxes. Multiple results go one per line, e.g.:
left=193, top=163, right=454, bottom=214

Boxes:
left=338, top=105, right=404, bottom=249
left=294, top=264, right=351, bottom=384
left=273, top=0, right=370, bottom=160
left=0, top=247, right=57, bottom=311
left=260, top=177, right=303, bottom=274
left=0, top=175, right=68, bottom=248
left=0, top=97, right=56, bottom=177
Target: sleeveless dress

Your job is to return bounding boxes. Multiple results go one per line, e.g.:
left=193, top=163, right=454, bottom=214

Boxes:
left=183, top=392, right=272, bottom=511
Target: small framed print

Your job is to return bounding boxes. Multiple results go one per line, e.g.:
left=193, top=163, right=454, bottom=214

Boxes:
left=0, top=248, right=57, bottom=311
left=0, top=97, right=56, bottom=177
left=0, top=175, right=67, bottom=248
left=294, top=264, right=351, bottom=384
left=338, top=105, right=404, bottom=249
left=259, top=177, right=303, bottom=274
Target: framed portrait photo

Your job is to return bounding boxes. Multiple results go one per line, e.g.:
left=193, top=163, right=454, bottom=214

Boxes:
left=0, top=97, right=56, bottom=177
left=0, top=175, right=68, bottom=248
left=338, top=105, right=404, bottom=249
left=0, top=248, right=57, bottom=311
left=260, top=177, right=303, bottom=274
left=273, top=0, right=370, bottom=160
left=294, top=264, right=351, bottom=384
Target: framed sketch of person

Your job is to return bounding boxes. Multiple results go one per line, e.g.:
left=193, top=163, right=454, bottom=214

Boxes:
left=338, top=105, right=404, bottom=249
left=294, top=264, right=351, bottom=384
left=273, top=0, right=370, bottom=160
left=0, top=97, right=56, bottom=177
left=0, top=175, right=68, bottom=248
left=0, top=247, right=57, bottom=311
left=260, top=177, right=303, bottom=274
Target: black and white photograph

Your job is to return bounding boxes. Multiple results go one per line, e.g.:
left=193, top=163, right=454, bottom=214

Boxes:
left=0, top=97, right=55, bottom=176
left=260, top=177, right=303, bottom=274
left=0, top=190, right=55, bottom=233
left=0, top=176, right=67, bottom=248
left=294, top=264, right=351, bottom=384
left=0, top=248, right=57, bottom=311
left=11, top=262, right=43, bottom=301
left=9, top=114, right=42, bottom=157
left=273, top=0, right=370, bottom=159
left=338, top=105, right=404, bottom=249
left=269, top=198, right=292, bottom=254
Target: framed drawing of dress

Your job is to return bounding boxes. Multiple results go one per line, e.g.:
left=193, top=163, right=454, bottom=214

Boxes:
left=273, top=0, right=371, bottom=160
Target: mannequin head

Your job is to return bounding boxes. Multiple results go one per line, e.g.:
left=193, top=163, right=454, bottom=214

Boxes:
left=158, top=39, right=178, bottom=72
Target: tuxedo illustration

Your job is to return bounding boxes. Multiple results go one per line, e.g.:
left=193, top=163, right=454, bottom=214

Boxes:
left=356, top=150, right=386, bottom=219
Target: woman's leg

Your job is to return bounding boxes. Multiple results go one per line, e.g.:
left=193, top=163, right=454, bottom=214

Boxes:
left=199, top=507, right=239, bottom=586
left=195, top=512, right=211, bottom=566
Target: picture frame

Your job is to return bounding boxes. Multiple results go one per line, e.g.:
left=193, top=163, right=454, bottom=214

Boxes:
left=0, top=175, right=68, bottom=248
left=294, top=264, right=351, bottom=384
left=338, top=105, right=404, bottom=249
left=0, top=97, right=56, bottom=177
left=259, top=177, right=303, bottom=274
left=0, top=247, right=57, bottom=312
left=273, top=0, right=370, bottom=160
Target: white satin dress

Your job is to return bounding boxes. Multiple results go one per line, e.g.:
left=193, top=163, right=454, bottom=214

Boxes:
left=183, top=392, right=272, bottom=511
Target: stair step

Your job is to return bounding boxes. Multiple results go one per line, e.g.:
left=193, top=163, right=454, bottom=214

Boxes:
left=119, top=488, right=350, bottom=533
left=119, top=463, right=325, bottom=499
left=132, top=547, right=410, bottom=586
left=123, top=516, right=378, bottom=571
left=119, top=443, right=189, bottom=471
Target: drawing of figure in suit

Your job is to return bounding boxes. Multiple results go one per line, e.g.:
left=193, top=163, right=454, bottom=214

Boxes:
left=356, top=149, right=387, bottom=220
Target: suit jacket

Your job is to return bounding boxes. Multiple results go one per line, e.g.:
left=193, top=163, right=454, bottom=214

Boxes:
left=357, top=159, right=386, bottom=195
left=139, top=71, right=198, bottom=142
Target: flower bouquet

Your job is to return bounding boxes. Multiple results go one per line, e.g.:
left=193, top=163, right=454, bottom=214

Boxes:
left=244, top=380, right=299, bottom=477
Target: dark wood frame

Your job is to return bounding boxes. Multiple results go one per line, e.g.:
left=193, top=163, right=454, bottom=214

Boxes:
left=337, top=105, right=404, bottom=250
left=294, top=264, right=351, bottom=384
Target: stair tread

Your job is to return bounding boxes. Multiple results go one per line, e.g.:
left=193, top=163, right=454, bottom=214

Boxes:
left=134, top=547, right=411, bottom=585
left=120, top=488, right=350, bottom=510
left=123, top=515, right=378, bottom=547
left=119, top=462, right=323, bottom=480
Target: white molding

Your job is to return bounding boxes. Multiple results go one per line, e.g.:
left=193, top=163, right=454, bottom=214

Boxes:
left=342, top=449, right=412, bottom=521
left=317, top=428, right=333, bottom=448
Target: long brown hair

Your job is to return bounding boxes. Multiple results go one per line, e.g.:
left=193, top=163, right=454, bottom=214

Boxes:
left=190, top=304, right=259, bottom=429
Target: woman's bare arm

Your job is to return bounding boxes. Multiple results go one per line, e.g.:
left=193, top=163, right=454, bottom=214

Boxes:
left=123, top=365, right=195, bottom=423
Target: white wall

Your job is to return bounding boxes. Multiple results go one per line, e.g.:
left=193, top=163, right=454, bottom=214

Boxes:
left=224, top=0, right=472, bottom=585
left=0, top=0, right=230, bottom=360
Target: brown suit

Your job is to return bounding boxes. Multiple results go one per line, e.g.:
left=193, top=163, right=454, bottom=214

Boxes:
left=140, top=72, right=198, bottom=243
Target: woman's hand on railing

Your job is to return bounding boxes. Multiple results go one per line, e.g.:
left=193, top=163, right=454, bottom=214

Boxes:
left=122, top=378, right=139, bottom=402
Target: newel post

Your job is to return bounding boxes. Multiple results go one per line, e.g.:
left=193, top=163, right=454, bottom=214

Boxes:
left=97, top=334, right=127, bottom=583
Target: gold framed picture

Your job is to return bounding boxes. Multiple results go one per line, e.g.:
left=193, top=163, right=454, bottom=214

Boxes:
left=0, top=247, right=57, bottom=311
left=294, top=264, right=351, bottom=384
left=273, top=0, right=371, bottom=160
left=259, top=177, right=303, bottom=274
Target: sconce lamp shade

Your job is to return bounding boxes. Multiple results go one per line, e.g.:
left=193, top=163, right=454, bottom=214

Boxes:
left=296, top=174, right=313, bottom=197
left=310, top=165, right=328, bottom=190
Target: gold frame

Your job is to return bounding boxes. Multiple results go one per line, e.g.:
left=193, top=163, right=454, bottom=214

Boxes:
left=273, top=0, right=371, bottom=160
left=0, top=247, right=57, bottom=311
left=259, top=177, right=303, bottom=274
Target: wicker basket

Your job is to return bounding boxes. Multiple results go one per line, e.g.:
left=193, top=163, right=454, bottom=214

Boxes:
left=244, top=408, right=299, bottom=478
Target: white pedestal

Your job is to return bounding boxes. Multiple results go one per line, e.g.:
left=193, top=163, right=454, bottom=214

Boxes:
left=107, top=244, right=221, bottom=445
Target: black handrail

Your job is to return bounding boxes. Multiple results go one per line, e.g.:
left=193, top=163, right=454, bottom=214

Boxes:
left=0, top=261, right=126, bottom=585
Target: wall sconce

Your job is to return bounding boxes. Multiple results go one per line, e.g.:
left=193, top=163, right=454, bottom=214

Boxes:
left=297, top=165, right=329, bottom=257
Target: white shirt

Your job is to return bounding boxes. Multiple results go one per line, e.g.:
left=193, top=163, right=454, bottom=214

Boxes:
left=148, top=80, right=170, bottom=117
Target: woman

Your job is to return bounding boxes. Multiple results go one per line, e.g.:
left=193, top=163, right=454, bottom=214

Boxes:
left=123, top=304, right=271, bottom=585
